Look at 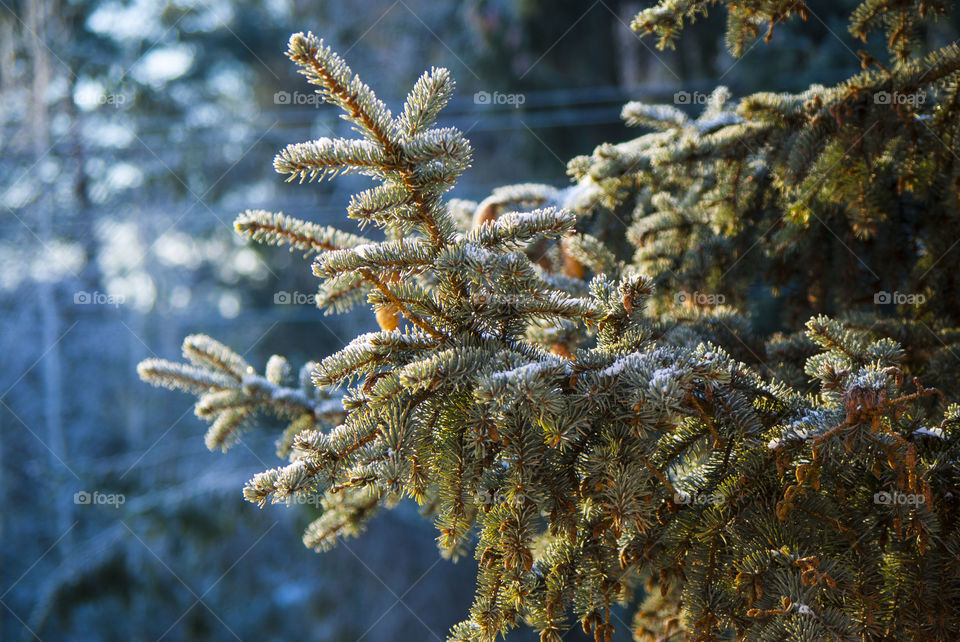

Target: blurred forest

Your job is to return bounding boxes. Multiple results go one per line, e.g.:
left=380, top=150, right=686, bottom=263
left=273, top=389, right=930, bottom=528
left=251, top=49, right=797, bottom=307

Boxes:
left=5, top=0, right=954, bottom=640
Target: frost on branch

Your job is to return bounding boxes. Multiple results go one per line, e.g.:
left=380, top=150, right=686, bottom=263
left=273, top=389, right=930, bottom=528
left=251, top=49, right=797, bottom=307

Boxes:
left=139, top=19, right=960, bottom=642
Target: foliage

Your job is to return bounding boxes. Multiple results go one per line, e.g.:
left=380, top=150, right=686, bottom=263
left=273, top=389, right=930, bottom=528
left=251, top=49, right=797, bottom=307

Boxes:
left=140, top=3, right=960, bottom=639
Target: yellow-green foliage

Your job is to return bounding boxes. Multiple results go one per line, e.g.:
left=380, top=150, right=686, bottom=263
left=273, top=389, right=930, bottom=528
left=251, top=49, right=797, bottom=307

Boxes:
left=140, top=6, right=960, bottom=640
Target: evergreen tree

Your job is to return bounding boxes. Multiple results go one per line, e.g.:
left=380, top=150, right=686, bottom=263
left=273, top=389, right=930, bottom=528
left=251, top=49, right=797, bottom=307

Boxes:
left=140, top=2, right=960, bottom=639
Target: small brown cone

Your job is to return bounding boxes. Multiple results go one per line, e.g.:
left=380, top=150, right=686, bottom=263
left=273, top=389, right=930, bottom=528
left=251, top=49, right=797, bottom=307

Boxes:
left=473, top=199, right=498, bottom=228
left=561, top=235, right=585, bottom=279
left=376, top=305, right=399, bottom=331
left=550, top=342, right=573, bottom=360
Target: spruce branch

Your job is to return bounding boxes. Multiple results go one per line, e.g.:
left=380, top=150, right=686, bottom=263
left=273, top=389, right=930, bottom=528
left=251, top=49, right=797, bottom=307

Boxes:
left=273, top=137, right=391, bottom=182
left=283, top=31, right=470, bottom=249
left=286, top=32, right=398, bottom=150
left=398, top=67, right=455, bottom=136
left=235, top=209, right=372, bottom=256
left=136, top=24, right=960, bottom=642
left=139, top=336, right=343, bottom=453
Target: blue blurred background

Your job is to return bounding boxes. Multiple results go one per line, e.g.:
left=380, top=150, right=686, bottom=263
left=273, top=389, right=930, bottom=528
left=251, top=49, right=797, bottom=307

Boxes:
left=0, top=0, right=912, bottom=639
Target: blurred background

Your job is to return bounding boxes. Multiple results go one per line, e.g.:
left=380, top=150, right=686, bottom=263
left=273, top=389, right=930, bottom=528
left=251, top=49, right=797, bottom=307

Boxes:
left=0, top=0, right=913, bottom=639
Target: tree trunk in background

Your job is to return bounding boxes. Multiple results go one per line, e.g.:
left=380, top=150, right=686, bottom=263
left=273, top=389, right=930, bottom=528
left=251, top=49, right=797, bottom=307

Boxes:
left=615, top=2, right=683, bottom=89
left=27, top=0, right=74, bottom=555
left=615, top=3, right=643, bottom=89
left=0, top=19, right=13, bottom=91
